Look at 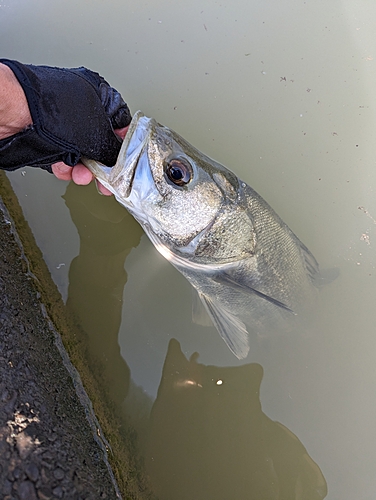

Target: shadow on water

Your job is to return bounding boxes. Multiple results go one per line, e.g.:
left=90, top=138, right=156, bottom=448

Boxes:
left=61, top=181, right=327, bottom=500
left=63, top=181, right=143, bottom=405
left=62, top=182, right=158, bottom=497
left=145, top=339, right=327, bottom=500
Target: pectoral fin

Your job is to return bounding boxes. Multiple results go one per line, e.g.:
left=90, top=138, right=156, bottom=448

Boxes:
left=199, top=293, right=250, bottom=359
left=191, top=288, right=213, bottom=327
left=213, top=273, right=296, bottom=315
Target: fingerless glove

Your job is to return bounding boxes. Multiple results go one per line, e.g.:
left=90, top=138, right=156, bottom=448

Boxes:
left=0, top=59, right=131, bottom=172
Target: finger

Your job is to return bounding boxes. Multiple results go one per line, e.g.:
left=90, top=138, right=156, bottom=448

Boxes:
left=71, top=163, right=94, bottom=185
left=114, top=125, right=129, bottom=140
left=51, top=162, right=73, bottom=181
left=97, top=181, right=113, bottom=196
left=93, top=127, right=128, bottom=195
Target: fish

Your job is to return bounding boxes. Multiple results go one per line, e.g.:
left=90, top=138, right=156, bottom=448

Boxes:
left=83, top=111, right=322, bottom=359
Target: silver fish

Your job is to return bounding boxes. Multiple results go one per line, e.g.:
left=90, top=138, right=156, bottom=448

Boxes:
left=83, top=111, right=321, bottom=359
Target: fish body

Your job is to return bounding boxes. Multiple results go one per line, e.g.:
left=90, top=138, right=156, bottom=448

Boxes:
left=83, top=111, right=320, bottom=358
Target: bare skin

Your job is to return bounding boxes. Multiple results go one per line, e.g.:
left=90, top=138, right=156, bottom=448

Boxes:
left=0, top=63, right=32, bottom=138
left=0, top=63, right=127, bottom=195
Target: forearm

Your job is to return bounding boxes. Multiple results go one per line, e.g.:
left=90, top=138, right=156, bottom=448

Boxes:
left=0, top=63, right=32, bottom=140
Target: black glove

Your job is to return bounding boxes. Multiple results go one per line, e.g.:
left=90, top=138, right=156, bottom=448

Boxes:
left=0, top=59, right=132, bottom=172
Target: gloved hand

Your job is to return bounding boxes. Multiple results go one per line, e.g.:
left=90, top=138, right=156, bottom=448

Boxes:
left=0, top=59, right=131, bottom=172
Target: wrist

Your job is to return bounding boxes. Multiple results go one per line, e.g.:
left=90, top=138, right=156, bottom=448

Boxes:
left=0, top=63, right=32, bottom=140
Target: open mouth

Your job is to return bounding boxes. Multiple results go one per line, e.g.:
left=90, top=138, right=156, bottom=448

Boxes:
left=111, top=110, right=145, bottom=171
left=108, top=111, right=153, bottom=198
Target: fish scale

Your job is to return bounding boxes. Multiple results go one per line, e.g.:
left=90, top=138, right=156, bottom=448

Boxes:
left=83, top=111, right=322, bottom=359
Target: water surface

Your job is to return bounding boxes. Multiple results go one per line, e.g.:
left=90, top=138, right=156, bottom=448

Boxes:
left=1, top=0, right=376, bottom=498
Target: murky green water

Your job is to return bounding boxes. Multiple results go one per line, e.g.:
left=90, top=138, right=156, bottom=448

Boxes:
left=2, top=0, right=376, bottom=498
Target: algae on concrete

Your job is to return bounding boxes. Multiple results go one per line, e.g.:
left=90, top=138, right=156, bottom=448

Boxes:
left=0, top=172, right=155, bottom=499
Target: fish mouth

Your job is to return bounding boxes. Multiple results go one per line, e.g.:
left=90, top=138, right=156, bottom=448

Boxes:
left=109, top=110, right=156, bottom=198
left=120, top=110, right=147, bottom=155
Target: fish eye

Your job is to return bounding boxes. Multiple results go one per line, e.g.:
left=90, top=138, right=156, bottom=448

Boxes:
left=165, top=158, right=192, bottom=186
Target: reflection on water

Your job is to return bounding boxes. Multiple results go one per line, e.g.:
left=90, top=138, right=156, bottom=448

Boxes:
left=61, top=181, right=328, bottom=499
left=146, top=339, right=327, bottom=500
left=63, top=181, right=143, bottom=405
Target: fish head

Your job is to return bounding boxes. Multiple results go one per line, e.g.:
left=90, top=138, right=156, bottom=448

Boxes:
left=85, top=111, right=244, bottom=260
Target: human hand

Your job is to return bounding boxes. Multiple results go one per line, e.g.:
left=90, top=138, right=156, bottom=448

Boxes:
left=0, top=60, right=131, bottom=188
left=51, top=126, right=129, bottom=195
